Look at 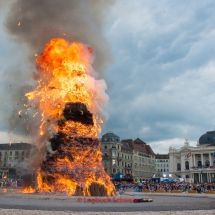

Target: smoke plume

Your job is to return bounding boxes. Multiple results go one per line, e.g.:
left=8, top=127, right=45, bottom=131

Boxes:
left=5, top=0, right=114, bottom=72
left=4, top=0, right=114, bottom=140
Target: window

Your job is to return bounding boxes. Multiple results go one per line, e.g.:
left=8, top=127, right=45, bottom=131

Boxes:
left=15, top=151, right=19, bottom=156
left=22, top=151, right=25, bottom=156
left=185, top=161, right=189, bottom=170
left=177, top=163, right=181, bottom=171
left=104, top=145, right=107, bottom=149
left=5, top=152, right=8, bottom=155
left=167, top=169, right=169, bottom=171
left=197, top=161, right=202, bottom=167
left=15, top=157, right=18, bottom=161
left=113, top=168, right=116, bottom=173
left=9, top=157, right=12, bottom=161
left=205, top=160, right=210, bottom=167
left=22, top=157, right=24, bottom=161
left=112, top=151, right=116, bottom=156
left=8, top=163, right=11, bottom=167
left=214, top=160, right=215, bottom=166
left=167, top=164, right=168, bottom=167
left=112, top=159, right=116, bottom=165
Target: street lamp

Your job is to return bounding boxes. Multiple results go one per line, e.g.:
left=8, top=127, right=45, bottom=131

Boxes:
left=169, top=174, right=172, bottom=177
left=163, top=174, right=166, bottom=178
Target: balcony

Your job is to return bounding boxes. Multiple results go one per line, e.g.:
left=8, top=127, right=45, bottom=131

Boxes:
left=190, top=166, right=215, bottom=170
left=125, top=165, right=132, bottom=170
left=117, top=157, right=122, bottom=161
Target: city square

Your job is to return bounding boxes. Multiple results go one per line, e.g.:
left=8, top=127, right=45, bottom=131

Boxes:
left=1, top=0, right=215, bottom=214
left=0, top=189, right=214, bottom=214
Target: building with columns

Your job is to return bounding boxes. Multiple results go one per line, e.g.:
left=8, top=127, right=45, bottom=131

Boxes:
left=169, top=131, right=215, bottom=183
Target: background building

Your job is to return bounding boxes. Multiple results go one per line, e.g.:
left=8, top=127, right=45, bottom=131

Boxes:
left=100, top=132, right=156, bottom=181
left=100, top=132, right=133, bottom=181
left=0, top=143, right=36, bottom=179
left=169, top=134, right=215, bottom=182
left=155, top=154, right=170, bottom=178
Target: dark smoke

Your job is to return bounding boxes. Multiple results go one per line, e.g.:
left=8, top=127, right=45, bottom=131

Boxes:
left=5, top=0, right=115, bottom=73
left=4, top=0, right=114, bottom=139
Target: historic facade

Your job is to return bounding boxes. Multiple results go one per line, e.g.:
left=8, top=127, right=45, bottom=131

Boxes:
left=100, top=132, right=156, bottom=181
left=0, top=143, right=36, bottom=179
left=169, top=134, right=215, bottom=182
left=155, top=154, right=170, bottom=178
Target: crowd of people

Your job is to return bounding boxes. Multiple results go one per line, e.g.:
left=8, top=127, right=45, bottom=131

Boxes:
left=114, top=181, right=215, bottom=193
left=0, top=178, right=23, bottom=188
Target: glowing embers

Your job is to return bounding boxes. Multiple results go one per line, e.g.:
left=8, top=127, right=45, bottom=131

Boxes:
left=22, top=186, right=36, bottom=194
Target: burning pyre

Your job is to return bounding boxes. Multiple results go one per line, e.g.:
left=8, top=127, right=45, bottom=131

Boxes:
left=24, top=38, right=115, bottom=196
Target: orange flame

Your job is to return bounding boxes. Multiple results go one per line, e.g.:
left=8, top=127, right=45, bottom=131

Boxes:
left=22, top=186, right=36, bottom=194
left=25, top=38, right=114, bottom=196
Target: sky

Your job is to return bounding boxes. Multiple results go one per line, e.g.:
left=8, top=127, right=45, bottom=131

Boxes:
left=1, top=0, right=215, bottom=154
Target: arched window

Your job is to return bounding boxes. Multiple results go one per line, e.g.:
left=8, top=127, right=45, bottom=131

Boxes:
left=205, top=160, right=210, bottom=167
left=197, top=161, right=202, bottom=167
left=177, top=163, right=181, bottom=171
left=185, top=161, right=189, bottom=170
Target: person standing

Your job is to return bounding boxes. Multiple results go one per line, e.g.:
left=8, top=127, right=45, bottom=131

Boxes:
left=138, top=181, right=143, bottom=191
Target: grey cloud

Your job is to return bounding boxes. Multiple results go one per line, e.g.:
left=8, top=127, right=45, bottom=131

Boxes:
left=102, top=0, right=215, bottom=149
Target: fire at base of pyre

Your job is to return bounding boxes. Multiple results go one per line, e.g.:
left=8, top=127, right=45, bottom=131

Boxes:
left=22, top=38, right=115, bottom=196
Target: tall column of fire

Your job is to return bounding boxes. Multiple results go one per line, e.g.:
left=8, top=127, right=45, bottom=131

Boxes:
left=25, top=38, right=115, bottom=196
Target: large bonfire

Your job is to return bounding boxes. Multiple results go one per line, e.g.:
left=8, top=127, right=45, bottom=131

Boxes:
left=24, top=38, right=115, bottom=196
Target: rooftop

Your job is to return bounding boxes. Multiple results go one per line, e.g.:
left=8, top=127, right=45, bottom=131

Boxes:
left=101, top=132, right=120, bottom=143
left=0, top=143, right=34, bottom=151
left=155, top=154, right=169, bottom=159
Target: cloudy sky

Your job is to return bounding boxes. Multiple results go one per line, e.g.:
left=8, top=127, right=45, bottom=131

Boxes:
left=1, top=0, right=215, bottom=153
